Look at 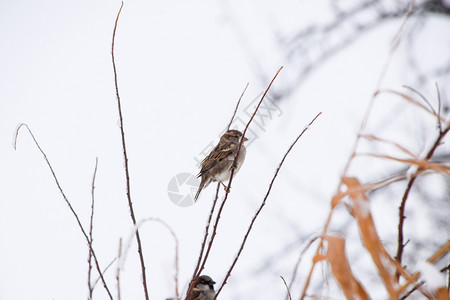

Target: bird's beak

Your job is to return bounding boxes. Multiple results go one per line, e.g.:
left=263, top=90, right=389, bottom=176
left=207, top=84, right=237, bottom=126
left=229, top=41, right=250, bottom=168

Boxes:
left=242, top=137, right=248, bottom=142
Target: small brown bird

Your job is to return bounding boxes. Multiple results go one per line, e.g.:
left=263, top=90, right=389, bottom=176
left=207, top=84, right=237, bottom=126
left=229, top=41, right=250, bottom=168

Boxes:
left=187, top=275, right=216, bottom=300
left=195, top=129, right=248, bottom=201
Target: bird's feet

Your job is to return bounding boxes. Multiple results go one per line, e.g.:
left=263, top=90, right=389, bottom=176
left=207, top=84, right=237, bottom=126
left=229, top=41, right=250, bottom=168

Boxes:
left=220, top=181, right=229, bottom=192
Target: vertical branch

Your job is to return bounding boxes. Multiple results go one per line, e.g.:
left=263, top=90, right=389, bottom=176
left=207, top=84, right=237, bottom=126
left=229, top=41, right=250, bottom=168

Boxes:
left=88, top=157, right=99, bottom=300
left=14, top=124, right=113, bottom=300
left=395, top=123, right=450, bottom=265
left=214, top=112, right=322, bottom=298
left=111, top=2, right=150, bottom=299
left=227, top=82, right=249, bottom=130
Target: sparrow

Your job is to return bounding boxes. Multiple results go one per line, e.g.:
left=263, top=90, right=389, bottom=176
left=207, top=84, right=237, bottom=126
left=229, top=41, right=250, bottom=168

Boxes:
left=187, top=275, right=216, bottom=300
left=195, top=129, right=248, bottom=201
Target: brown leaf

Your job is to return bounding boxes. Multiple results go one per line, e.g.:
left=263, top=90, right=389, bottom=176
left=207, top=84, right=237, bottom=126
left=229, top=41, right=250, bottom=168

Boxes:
left=323, top=235, right=370, bottom=300
left=342, top=177, right=399, bottom=298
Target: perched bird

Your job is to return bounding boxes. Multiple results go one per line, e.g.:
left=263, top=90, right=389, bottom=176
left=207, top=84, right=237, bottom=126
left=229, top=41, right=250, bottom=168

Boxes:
left=187, top=275, right=216, bottom=300
left=195, top=129, right=248, bottom=201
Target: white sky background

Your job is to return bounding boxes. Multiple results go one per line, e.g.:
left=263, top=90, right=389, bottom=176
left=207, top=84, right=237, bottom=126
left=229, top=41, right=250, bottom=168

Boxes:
left=1, top=1, right=449, bottom=300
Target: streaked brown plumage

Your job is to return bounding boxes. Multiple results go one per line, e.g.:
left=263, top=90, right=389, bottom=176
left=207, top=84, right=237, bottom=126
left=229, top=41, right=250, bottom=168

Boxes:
left=195, top=130, right=247, bottom=201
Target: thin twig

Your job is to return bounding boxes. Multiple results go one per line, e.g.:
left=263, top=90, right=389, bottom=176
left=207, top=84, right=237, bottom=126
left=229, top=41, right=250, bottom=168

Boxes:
left=403, top=85, right=438, bottom=119
left=14, top=124, right=113, bottom=300
left=281, top=276, right=293, bottom=300
left=214, top=112, right=321, bottom=299
left=111, top=2, right=150, bottom=299
left=92, top=257, right=117, bottom=290
left=88, top=157, right=99, bottom=300
left=376, top=89, right=450, bottom=126
left=360, top=134, right=417, bottom=158
left=227, top=82, right=249, bottom=130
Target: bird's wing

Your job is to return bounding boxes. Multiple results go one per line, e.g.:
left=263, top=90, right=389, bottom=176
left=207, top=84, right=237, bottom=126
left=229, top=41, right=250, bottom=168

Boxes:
left=198, top=144, right=233, bottom=176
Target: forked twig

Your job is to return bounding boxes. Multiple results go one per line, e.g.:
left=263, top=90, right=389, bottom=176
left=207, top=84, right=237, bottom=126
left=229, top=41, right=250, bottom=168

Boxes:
left=111, top=2, right=149, bottom=299
left=214, top=112, right=322, bottom=298
left=14, top=124, right=113, bottom=300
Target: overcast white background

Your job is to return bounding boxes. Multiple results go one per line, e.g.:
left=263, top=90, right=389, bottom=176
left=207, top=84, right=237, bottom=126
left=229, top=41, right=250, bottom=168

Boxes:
left=1, top=1, right=449, bottom=299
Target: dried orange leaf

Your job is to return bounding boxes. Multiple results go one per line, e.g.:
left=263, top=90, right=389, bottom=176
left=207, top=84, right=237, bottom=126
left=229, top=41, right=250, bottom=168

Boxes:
left=342, top=177, right=399, bottom=298
left=324, top=235, right=370, bottom=300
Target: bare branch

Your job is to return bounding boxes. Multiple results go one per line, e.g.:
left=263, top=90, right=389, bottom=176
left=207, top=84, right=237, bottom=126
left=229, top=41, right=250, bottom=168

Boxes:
left=111, top=2, right=149, bottom=299
left=227, top=83, right=249, bottom=130
left=14, top=124, right=113, bottom=299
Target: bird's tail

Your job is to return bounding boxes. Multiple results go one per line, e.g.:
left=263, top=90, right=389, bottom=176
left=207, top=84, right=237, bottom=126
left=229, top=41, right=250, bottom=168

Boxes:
left=194, top=177, right=210, bottom=202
